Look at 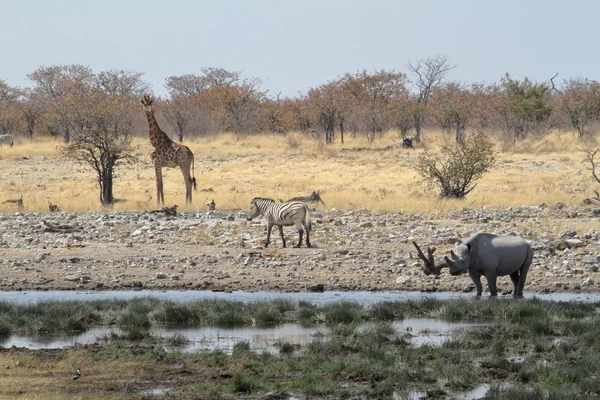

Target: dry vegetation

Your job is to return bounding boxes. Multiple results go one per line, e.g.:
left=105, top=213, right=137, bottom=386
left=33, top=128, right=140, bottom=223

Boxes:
left=0, top=130, right=598, bottom=214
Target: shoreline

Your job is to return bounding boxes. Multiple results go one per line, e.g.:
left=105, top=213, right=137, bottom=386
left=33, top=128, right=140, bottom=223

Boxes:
left=1, top=205, right=600, bottom=297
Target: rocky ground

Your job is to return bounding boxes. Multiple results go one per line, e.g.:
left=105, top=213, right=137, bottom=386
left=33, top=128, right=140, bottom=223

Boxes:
left=1, top=203, right=600, bottom=295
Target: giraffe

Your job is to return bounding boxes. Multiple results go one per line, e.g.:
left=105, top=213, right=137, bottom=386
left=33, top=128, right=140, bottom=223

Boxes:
left=141, top=95, right=197, bottom=204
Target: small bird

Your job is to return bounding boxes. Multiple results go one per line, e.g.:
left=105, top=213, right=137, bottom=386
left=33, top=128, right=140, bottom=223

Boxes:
left=73, top=368, right=81, bottom=381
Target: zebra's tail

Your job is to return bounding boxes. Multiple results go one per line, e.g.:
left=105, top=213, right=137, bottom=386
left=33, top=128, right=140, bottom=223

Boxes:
left=305, top=205, right=312, bottom=233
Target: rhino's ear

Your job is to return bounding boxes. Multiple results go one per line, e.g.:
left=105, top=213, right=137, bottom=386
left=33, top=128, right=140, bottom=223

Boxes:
left=466, top=243, right=472, bottom=252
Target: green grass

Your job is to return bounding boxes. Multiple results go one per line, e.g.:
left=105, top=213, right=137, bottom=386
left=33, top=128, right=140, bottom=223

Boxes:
left=4, top=296, right=600, bottom=398
left=0, top=297, right=598, bottom=334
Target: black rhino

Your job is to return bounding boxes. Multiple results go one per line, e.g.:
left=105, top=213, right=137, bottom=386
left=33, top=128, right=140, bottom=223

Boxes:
left=413, top=232, right=533, bottom=297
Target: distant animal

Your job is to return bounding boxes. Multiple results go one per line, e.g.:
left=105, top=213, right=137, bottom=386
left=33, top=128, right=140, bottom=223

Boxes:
left=288, top=191, right=326, bottom=208
left=48, top=201, right=60, bottom=212
left=443, top=232, right=533, bottom=297
left=0, top=134, right=14, bottom=147
left=206, top=199, right=216, bottom=211
left=247, top=197, right=312, bottom=248
left=2, top=194, right=23, bottom=209
left=73, top=368, right=81, bottom=381
left=141, top=95, right=197, bottom=204
left=399, top=137, right=414, bottom=148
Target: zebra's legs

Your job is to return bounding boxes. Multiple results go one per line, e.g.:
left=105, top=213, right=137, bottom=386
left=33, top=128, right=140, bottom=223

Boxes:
left=297, top=229, right=304, bottom=248
left=278, top=225, right=286, bottom=248
left=305, top=228, right=311, bottom=248
left=265, top=223, right=274, bottom=248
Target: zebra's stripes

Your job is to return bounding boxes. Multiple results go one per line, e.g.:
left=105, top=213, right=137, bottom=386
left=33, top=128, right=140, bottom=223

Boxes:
left=247, top=197, right=312, bottom=248
left=0, top=134, right=13, bottom=147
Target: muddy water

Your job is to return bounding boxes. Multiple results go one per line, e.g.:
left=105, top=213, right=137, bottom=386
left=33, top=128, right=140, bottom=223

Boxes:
left=1, top=289, right=599, bottom=305
left=0, top=318, right=481, bottom=353
left=0, top=289, right=595, bottom=355
left=394, top=384, right=500, bottom=400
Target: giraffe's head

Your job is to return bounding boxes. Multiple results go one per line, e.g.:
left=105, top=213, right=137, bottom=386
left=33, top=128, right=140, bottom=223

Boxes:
left=141, top=95, right=154, bottom=113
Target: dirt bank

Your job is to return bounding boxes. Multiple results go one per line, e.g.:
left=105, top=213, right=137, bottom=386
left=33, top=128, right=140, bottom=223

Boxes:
left=1, top=204, right=600, bottom=295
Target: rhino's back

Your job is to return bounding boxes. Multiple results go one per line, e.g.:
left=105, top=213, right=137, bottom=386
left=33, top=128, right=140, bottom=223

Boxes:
left=469, top=233, right=531, bottom=275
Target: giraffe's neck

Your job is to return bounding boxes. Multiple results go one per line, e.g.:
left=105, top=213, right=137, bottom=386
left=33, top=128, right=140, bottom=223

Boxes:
left=145, top=110, right=171, bottom=148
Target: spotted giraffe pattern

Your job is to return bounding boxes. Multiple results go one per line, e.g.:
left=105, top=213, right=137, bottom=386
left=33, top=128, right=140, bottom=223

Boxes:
left=141, top=95, right=197, bottom=204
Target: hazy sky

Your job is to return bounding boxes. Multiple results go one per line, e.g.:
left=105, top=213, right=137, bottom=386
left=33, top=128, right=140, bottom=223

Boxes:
left=2, top=0, right=598, bottom=98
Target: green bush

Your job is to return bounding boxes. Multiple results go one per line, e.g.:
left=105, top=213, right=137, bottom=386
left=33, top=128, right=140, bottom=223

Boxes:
left=415, top=131, right=496, bottom=198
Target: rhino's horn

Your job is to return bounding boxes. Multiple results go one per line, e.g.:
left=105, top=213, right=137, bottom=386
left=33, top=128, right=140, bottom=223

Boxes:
left=450, top=250, right=458, bottom=260
left=444, top=256, right=455, bottom=268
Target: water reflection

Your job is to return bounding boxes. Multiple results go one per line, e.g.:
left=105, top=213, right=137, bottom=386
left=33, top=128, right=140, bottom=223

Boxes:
left=394, top=383, right=515, bottom=399
left=0, top=289, right=598, bottom=305
left=0, top=318, right=482, bottom=353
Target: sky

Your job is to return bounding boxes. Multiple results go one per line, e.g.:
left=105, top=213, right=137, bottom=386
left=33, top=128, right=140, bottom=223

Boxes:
left=1, top=0, right=598, bottom=98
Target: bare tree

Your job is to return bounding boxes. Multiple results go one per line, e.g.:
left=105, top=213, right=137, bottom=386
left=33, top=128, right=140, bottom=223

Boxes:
left=407, top=55, right=456, bottom=142
left=343, top=69, right=408, bottom=142
left=551, top=74, right=600, bottom=140
left=201, top=67, right=241, bottom=87
left=27, top=64, right=95, bottom=142
left=0, top=80, right=20, bottom=137
left=16, top=87, right=46, bottom=138
left=60, top=85, right=140, bottom=205
left=584, top=149, right=600, bottom=203
left=96, top=69, right=150, bottom=97
left=308, top=81, right=341, bottom=143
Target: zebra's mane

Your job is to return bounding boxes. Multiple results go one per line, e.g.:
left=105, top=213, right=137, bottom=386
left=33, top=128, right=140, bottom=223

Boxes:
left=252, top=197, right=276, bottom=203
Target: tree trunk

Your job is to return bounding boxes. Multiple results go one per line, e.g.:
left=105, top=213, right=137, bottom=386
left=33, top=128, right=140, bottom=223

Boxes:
left=456, top=125, right=465, bottom=146
left=414, top=122, right=422, bottom=142
left=64, top=126, right=70, bottom=143
left=339, top=119, right=344, bottom=144
left=26, top=118, right=35, bottom=139
left=99, top=167, right=114, bottom=205
left=324, top=114, right=335, bottom=144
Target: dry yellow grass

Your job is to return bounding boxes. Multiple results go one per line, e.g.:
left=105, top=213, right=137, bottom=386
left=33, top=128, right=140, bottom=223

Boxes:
left=0, top=130, right=598, bottom=214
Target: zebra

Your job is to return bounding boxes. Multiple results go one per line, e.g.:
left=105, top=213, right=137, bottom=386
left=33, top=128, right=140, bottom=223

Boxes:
left=0, top=134, right=13, bottom=147
left=288, top=190, right=326, bottom=208
left=247, top=197, right=312, bottom=248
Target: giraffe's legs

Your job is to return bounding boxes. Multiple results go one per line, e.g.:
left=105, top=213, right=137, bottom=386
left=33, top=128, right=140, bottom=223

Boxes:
left=155, top=165, right=164, bottom=205
left=181, top=165, right=193, bottom=204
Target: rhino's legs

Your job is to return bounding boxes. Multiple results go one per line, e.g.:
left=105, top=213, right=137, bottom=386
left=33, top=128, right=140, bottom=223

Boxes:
left=485, top=274, right=498, bottom=296
left=469, top=271, right=483, bottom=296
left=510, top=271, right=520, bottom=296
left=516, top=267, right=530, bottom=297
left=515, top=248, right=533, bottom=297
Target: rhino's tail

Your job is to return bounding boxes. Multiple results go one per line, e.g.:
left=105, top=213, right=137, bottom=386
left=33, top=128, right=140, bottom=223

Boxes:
left=521, top=245, right=534, bottom=271
left=516, top=244, right=534, bottom=296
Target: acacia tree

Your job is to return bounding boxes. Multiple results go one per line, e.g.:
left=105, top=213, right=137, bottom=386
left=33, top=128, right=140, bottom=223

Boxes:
left=433, top=82, right=478, bottom=145
left=495, top=74, right=552, bottom=140
left=407, top=55, right=456, bottom=142
left=343, top=69, right=408, bottom=142
left=161, top=96, right=195, bottom=142
left=59, top=73, right=142, bottom=205
left=213, top=78, right=265, bottom=134
left=415, top=132, right=496, bottom=198
left=0, top=80, right=20, bottom=136
left=27, top=64, right=95, bottom=142
left=307, top=80, right=343, bottom=143
left=551, top=76, right=600, bottom=140
left=262, top=94, right=285, bottom=133
left=164, top=68, right=260, bottom=135
left=16, top=87, right=46, bottom=138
